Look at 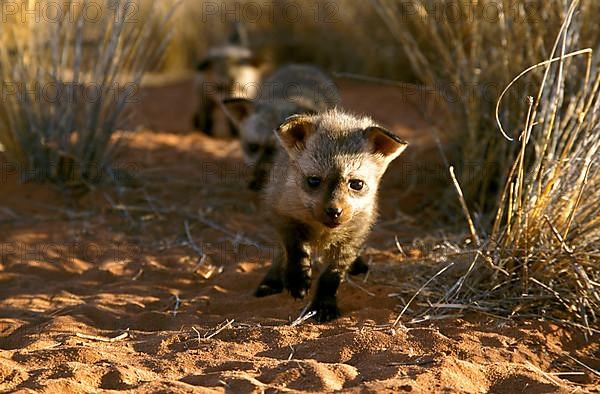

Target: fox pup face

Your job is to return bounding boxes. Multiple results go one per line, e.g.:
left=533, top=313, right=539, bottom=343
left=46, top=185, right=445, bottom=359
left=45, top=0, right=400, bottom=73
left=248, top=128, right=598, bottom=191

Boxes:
left=222, top=98, right=278, bottom=167
left=197, top=47, right=254, bottom=95
left=276, top=111, right=407, bottom=229
left=223, top=98, right=313, bottom=190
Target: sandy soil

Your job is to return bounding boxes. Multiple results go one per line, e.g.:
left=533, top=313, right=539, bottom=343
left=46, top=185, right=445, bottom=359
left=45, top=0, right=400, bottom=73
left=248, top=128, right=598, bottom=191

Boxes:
left=0, top=79, right=598, bottom=393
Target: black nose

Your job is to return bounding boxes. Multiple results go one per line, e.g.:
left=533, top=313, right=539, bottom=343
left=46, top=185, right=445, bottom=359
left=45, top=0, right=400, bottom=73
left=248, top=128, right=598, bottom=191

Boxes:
left=325, top=207, right=343, bottom=219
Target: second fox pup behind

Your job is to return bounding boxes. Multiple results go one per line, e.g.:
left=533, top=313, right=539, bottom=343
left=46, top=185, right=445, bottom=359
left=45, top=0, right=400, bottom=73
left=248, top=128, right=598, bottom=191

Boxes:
left=257, top=109, right=408, bottom=322
left=223, top=64, right=340, bottom=190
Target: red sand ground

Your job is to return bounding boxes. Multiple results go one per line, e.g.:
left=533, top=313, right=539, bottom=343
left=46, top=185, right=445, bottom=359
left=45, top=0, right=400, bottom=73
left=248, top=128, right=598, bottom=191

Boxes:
left=0, top=78, right=598, bottom=393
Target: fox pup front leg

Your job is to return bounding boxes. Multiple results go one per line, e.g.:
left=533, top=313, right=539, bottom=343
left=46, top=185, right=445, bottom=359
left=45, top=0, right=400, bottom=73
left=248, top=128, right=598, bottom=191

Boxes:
left=348, top=256, right=369, bottom=276
left=309, top=244, right=359, bottom=322
left=284, top=238, right=312, bottom=300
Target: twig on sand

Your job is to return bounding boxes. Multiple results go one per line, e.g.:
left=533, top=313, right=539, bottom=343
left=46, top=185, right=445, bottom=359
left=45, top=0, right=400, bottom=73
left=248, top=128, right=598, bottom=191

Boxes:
left=547, top=372, right=585, bottom=376
left=196, top=215, right=268, bottom=250
left=523, top=361, right=561, bottom=387
left=184, top=220, right=207, bottom=261
left=172, top=294, right=181, bottom=316
left=74, top=330, right=129, bottom=343
left=290, top=305, right=316, bottom=327
left=407, top=314, right=463, bottom=324
left=449, top=166, right=480, bottom=247
left=191, top=326, right=201, bottom=343
left=392, top=263, right=455, bottom=327
left=564, top=353, right=600, bottom=378
left=184, top=220, right=209, bottom=274
left=287, top=345, right=295, bottom=361
left=205, top=319, right=234, bottom=340
left=132, top=268, right=144, bottom=280
left=346, top=274, right=376, bottom=296
left=42, top=342, right=64, bottom=350
left=394, top=236, right=407, bottom=257
left=388, top=356, right=435, bottom=366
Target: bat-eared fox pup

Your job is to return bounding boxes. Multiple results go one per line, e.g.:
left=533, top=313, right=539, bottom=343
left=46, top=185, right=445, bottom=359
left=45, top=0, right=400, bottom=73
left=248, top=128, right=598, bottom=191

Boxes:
left=222, top=64, right=339, bottom=190
left=195, top=22, right=261, bottom=137
left=256, top=109, right=408, bottom=322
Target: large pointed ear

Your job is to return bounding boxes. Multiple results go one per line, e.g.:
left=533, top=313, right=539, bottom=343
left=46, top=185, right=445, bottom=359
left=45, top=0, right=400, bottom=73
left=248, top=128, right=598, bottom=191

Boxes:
left=221, top=98, right=254, bottom=126
left=365, top=126, right=408, bottom=162
left=276, top=114, right=316, bottom=157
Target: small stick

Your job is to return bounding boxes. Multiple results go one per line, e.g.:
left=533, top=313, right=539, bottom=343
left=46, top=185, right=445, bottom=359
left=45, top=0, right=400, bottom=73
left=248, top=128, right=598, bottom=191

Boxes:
left=346, top=274, right=376, bottom=296
left=394, top=235, right=407, bottom=256
left=287, top=345, right=295, bottom=361
left=184, top=220, right=206, bottom=259
left=290, top=307, right=316, bottom=327
left=205, top=319, right=234, bottom=340
left=74, top=330, right=129, bottom=343
left=42, top=342, right=63, bottom=350
left=524, top=361, right=561, bottom=386
left=392, top=263, right=454, bottom=327
left=191, top=326, right=201, bottom=343
left=132, top=268, right=143, bottom=280
left=196, top=215, right=267, bottom=250
left=218, top=380, right=231, bottom=389
left=449, top=166, right=480, bottom=246
left=388, top=357, right=435, bottom=366
left=543, top=215, right=574, bottom=254
left=564, top=353, right=600, bottom=378
left=172, top=294, right=181, bottom=317
left=407, top=314, right=463, bottom=324
left=547, top=372, right=585, bottom=376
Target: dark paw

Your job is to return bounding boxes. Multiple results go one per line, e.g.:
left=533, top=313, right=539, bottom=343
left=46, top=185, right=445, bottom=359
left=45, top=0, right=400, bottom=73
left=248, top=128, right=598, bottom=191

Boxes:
left=348, top=256, right=369, bottom=276
left=310, top=298, right=340, bottom=323
left=285, top=267, right=311, bottom=300
left=248, top=178, right=263, bottom=191
left=254, top=277, right=283, bottom=298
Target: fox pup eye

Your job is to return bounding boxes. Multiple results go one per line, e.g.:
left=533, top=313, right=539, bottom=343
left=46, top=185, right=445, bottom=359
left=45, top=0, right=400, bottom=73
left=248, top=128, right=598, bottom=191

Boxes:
left=349, top=179, right=364, bottom=191
left=306, top=176, right=322, bottom=188
left=246, top=143, right=260, bottom=154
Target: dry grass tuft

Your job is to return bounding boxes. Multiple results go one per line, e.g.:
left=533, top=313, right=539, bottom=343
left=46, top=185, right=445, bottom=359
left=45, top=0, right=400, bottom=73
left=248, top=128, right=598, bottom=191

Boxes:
left=0, top=0, right=176, bottom=188
left=481, top=1, right=599, bottom=331
left=371, top=0, right=600, bottom=213
left=379, top=1, right=599, bottom=333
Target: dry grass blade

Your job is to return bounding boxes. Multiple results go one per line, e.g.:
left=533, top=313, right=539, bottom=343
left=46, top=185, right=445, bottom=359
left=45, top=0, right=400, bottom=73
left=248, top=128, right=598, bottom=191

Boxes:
left=495, top=49, right=592, bottom=141
left=74, top=330, right=129, bottom=343
left=290, top=304, right=316, bottom=327
left=393, top=262, right=454, bottom=327
left=205, top=319, right=234, bottom=340
left=563, top=353, right=600, bottom=378
left=449, top=166, right=480, bottom=246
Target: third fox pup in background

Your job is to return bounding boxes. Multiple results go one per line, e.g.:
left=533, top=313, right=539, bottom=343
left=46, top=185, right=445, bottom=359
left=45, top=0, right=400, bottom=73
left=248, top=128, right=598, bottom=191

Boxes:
left=223, top=64, right=340, bottom=190
left=256, top=109, right=408, bottom=322
left=196, top=22, right=261, bottom=137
